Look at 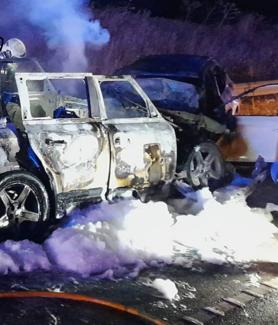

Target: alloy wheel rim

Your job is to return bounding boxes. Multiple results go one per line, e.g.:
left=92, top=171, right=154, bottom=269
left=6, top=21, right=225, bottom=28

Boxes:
left=190, top=149, right=222, bottom=186
left=0, top=184, right=40, bottom=229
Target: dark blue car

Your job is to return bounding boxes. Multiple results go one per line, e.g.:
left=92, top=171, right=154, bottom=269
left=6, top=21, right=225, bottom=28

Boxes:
left=116, top=54, right=238, bottom=187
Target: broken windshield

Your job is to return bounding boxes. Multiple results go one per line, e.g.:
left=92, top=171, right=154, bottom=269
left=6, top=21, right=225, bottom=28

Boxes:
left=137, top=78, right=200, bottom=113
left=100, top=80, right=149, bottom=119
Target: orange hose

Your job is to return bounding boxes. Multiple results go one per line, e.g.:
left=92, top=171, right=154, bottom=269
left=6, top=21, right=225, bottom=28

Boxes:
left=0, top=291, right=166, bottom=325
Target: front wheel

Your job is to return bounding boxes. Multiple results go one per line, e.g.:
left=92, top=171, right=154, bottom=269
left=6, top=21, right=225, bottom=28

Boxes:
left=185, top=142, right=225, bottom=188
left=0, top=171, right=50, bottom=240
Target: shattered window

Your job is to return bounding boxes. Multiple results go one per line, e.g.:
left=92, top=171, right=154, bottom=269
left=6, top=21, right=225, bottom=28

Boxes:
left=100, top=80, right=149, bottom=119
left=26, top=78, right=90, bottom=119
left=137, top=78, right=199, bottom=113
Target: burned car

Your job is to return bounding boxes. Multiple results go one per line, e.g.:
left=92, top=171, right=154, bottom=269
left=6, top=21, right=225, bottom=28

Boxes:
left=0, top=39, right=177, bottom=239
left=116, top=54, right=238, bottom=187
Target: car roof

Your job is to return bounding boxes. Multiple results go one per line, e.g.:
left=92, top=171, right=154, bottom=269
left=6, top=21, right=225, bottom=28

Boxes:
left=115, top=54, right=219, bottom=82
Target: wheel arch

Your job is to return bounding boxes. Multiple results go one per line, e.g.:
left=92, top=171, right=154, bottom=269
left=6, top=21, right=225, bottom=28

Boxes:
left=15, top=144, right=58, bottom=219
left=0, top=162, right=21, bottom=175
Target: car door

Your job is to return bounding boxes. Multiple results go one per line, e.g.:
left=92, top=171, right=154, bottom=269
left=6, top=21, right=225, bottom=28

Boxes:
left=96, top=76, right=177, bottom=191
left=15, top=72, right=110, bottom=196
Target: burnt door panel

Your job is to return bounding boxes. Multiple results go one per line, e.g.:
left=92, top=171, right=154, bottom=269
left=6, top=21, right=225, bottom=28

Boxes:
left=16, top=73, right=110, bottom=194
left=98, top=78, right=176, bottom=190
left=25, top=120, right=109, bottom=193
left=105, top=121, right=176, bottom=190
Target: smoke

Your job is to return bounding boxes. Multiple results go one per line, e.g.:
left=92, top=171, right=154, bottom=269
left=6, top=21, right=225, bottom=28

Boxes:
left=0, top=0, right=110, bottom=71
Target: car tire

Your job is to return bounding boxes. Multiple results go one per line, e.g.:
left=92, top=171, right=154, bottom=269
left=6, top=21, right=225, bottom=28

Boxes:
left=185, top=142, right=225, bottom=188
left=0, top=171, right=50, bottom=241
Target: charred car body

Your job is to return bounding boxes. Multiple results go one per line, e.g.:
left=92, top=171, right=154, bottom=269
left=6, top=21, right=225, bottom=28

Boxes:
left=116, top=54, right=238, bottom=187
left=0, top=39, right=176, bottom=239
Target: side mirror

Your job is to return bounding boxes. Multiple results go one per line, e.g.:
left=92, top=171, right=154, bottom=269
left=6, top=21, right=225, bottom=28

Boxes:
left=1, top=38, right=26, bottom=58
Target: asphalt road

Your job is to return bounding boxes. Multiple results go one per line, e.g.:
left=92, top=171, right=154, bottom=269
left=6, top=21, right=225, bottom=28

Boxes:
left=0, top=262, right=278, bottom=324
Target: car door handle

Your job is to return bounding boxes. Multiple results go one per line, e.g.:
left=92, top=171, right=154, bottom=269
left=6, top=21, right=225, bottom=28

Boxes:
left=45, top=138, right=66, bottom=145
left=113, top=135, right=131, bottom=146
left=114, top=136, right=121, bottom=145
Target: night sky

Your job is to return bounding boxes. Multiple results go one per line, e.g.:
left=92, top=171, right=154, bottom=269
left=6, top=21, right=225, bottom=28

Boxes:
left=233, top=0, right=277, bottom=17
left=94, top=0, right=277, bottom=19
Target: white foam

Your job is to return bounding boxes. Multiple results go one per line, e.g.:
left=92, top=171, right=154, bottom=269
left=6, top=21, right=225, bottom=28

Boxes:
left=150, top=278, right=179, bottom=301
left=0, top=184, right=277, bottom=278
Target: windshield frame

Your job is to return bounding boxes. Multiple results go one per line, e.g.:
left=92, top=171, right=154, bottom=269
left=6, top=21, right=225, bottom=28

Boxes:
left=95, top=75, right=159, bottom=121
left=15, top=72, right=95, bottom=121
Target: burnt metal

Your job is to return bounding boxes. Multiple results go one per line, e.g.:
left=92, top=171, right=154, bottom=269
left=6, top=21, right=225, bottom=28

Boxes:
left=57, top=188, right=103, bottom=205
left=2, top=71, right=178, bottom=228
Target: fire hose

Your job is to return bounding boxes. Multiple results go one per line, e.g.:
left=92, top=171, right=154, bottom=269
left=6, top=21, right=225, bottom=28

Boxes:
left=0, top=290, right=166, bottom=324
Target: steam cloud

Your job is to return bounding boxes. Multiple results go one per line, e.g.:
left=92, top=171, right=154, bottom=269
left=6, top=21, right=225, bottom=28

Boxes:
left=0, top=0, right=110, bottom=71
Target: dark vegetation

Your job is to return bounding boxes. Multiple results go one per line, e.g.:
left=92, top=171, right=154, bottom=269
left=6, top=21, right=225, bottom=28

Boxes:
left=88, top=1, right=278, bottom=82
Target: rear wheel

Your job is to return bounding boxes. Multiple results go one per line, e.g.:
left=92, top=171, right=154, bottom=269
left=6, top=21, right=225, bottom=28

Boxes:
left=185, top=142, right=225, bottom=188
left=0, top=171, right=50, bottom=241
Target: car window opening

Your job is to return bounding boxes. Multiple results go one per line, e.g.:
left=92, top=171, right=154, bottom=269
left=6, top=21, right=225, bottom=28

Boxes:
left=26, top=78, right=92, bottom=120
left=100, top=80, right=149, bottom=119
